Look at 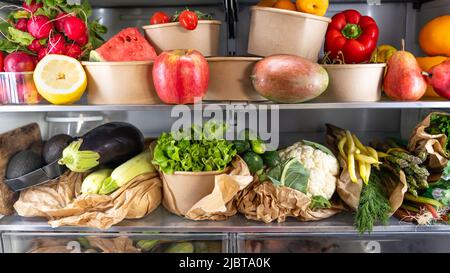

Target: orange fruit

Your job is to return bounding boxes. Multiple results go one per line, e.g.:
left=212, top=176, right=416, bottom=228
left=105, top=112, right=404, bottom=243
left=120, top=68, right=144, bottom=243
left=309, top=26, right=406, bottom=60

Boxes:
left=296, top=0, right=329, bottom=16
left=273, top=0, right=297, bottom=11
left=257, top=0, right=277, bottom=7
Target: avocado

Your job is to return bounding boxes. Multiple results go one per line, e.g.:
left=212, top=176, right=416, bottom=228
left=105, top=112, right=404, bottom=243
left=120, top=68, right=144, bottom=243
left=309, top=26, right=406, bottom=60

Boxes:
left=43, top=134, right=73, bottom=164
left=6, top=150, right=44, bottom=179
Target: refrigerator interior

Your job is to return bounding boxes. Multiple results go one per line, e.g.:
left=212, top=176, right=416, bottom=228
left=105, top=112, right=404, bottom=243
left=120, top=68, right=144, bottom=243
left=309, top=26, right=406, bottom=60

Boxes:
left=0, top=0, right=449, bottom=253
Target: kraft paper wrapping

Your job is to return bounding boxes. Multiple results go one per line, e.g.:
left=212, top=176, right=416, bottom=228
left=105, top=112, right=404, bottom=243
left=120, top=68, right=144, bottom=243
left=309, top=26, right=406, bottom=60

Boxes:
left=161, top=156, right=254, bottom=220
left=408, top=112, right=449, bottom=171
left=14, top=171, right=162, bottom=229
left=0, top=123, right=42, bottom=215
left=237, top=178, right=343, bottom=223
left=326, top=124, right=407, bottom=213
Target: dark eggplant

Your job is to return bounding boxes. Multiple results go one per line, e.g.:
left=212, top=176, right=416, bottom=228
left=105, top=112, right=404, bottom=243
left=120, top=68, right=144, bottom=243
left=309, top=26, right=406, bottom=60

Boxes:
left=58, top=122, right=144, bottom=172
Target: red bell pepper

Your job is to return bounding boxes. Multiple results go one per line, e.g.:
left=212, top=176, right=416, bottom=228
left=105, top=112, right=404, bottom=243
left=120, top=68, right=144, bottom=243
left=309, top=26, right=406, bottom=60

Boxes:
left=324, top=9, right=379, bottom=64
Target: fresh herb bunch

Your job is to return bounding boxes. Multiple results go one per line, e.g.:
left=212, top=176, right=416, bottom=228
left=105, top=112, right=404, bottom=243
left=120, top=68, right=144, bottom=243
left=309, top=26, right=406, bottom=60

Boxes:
left=152, top=121, right=236, bottom=174
left=355, top=171, right=391, bottom=234
left=426, top=113, right=450, bottom=153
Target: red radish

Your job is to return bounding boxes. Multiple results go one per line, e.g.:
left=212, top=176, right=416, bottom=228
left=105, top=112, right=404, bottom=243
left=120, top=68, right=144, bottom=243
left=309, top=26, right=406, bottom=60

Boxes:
left=27, top=15, right=53, bottom=39
left=63, top=16, right=87, bottom=41
left=22, top=0, right=43, bottom=13
left=47, top=33, right=65, bottom=54
left=37, top=48, right=47, bottom=60
left=15, top=19, right=28, bottom=32
left=55, top=13, right=68, bottom=32
left=64, top=43, right=82, bottom=59
left=0, top=52, right=4, bottom=72
left=27, top=39, right=43, bottom=53
left=4, top=52, right=36, bottom=72
left=74, top=30, right=88, bottom=46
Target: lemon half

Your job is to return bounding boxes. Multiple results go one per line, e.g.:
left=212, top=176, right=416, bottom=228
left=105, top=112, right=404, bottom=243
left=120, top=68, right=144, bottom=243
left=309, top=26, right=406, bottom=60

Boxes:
left=34, top=54, right=87, bottom=105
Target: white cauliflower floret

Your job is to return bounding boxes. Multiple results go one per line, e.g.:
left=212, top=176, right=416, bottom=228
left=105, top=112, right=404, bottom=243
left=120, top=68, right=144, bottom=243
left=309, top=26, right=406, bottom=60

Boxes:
left=279, top=142, right=339, bottom=200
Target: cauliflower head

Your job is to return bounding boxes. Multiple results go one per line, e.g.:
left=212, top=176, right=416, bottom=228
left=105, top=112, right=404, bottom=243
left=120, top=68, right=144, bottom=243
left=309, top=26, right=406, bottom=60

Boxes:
left=279, top=142, right=339, bottom=200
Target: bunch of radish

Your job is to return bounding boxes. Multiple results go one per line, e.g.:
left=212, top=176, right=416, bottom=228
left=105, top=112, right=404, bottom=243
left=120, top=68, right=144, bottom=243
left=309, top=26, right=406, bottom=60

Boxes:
left=0, top=0, right=106, bottom=72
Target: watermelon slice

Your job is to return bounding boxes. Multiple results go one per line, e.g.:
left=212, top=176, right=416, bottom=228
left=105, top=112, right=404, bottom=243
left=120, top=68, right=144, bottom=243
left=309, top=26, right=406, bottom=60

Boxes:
left=90, top=27, right=157, bottom=62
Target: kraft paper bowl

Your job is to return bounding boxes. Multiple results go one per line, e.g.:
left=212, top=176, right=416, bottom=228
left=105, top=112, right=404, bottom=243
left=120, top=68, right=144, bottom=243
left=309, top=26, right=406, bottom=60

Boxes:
left=161, top=169, right=228, bottom=216
left=248, top=6, right=331, bottom=61
left=142, top=20, right=222, bottom=57
left=82, top=61, right=160, bottom=105
left=205, top=57, right=266, bottom=101
left=319, top=64, right=386, bottom=102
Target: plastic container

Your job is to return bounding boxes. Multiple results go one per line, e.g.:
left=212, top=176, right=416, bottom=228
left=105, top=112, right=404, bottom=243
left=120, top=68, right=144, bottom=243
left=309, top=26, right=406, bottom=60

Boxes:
left=161, top=169, right=227, bottom=216
left=142, top=20, right=222, bottom=57
left=247, top=6, right=331, bottom=61
left=205, top=57, right=266, bottom=101
left=46, top=113, right=105, bottom=137
left=0, top=72, right=41, bottom=105
left=319, top=64, right=387, bottom=102
left=82, top=61, right=160, bottom=105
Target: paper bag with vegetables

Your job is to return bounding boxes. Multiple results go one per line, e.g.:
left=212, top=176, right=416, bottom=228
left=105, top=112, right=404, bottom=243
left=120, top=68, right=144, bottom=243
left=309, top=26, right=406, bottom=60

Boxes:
left=326, top=124, right=408, bottom=233
left=408, top=112, right=450, bottom=172
left=152, top=122, right=253, bottom=220
left=0, top=123, right=42, bottom=215
left=14, top=125, right=162, bottom=229
left=238, top=137, right=343, bottom=223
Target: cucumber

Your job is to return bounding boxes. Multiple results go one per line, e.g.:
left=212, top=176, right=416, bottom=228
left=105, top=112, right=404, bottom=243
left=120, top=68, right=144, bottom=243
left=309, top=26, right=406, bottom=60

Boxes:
left=243, top=151, right=264, bottom=174
left=233, top=140, right=251, bottom=155
left=261, top=151, right=281, bottom=168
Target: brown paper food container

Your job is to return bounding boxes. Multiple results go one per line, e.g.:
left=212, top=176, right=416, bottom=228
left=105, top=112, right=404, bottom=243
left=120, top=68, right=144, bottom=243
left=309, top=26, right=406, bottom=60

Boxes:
left=82, top=61, right=160, bottom=105
left=161, top=169, right=227, bottom=216
left=14, top=171, right=162, bottom=229
left=204, top=57, right=267, bottom=101
left=319, top=64, right=386, bottom=102
left=247, top=6, right=331, bottom=61
left=142, top=21, right=221, bottom=57
left=161, top=156, right=254, bottom=220
left=0, top=123, right=41, bottom=215
left=408, top=112, right=449, bottom=171
left=237, top=179, right=343, bottom=223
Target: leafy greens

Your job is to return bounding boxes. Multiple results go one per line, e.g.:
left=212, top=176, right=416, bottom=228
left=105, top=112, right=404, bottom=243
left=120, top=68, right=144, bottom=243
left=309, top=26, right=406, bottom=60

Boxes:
left=152, top=122, right=236, bottom=174
left=426, top=113, right=450, bottom=153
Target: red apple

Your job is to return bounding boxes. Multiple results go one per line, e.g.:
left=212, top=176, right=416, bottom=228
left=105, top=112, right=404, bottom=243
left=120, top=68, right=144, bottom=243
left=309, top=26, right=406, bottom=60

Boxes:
left=4, top=52, right=36, bottom=72
left=427, top=60, right=450, bottom=99
left=153, top=49, right=209, bottom=104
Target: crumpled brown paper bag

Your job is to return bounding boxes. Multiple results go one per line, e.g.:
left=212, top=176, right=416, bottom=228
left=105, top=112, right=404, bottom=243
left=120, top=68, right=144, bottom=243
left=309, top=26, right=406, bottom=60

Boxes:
left=161, top=157, right=254, bottom=220
left=326, top=124, right=407, bottom=213
left=14, top=171, right=162, bottom=229
left=87, top=237, right=140, bottom=253
left=237, top=178, right=343, bottom=223
left=408, top=112, right=449, bottom=171
left=0, top=123, right=41, bottom=215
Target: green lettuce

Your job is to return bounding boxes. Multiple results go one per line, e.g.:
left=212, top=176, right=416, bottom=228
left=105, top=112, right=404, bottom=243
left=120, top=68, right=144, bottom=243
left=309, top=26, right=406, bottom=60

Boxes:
left=152, top=122, right=236, bottom=174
